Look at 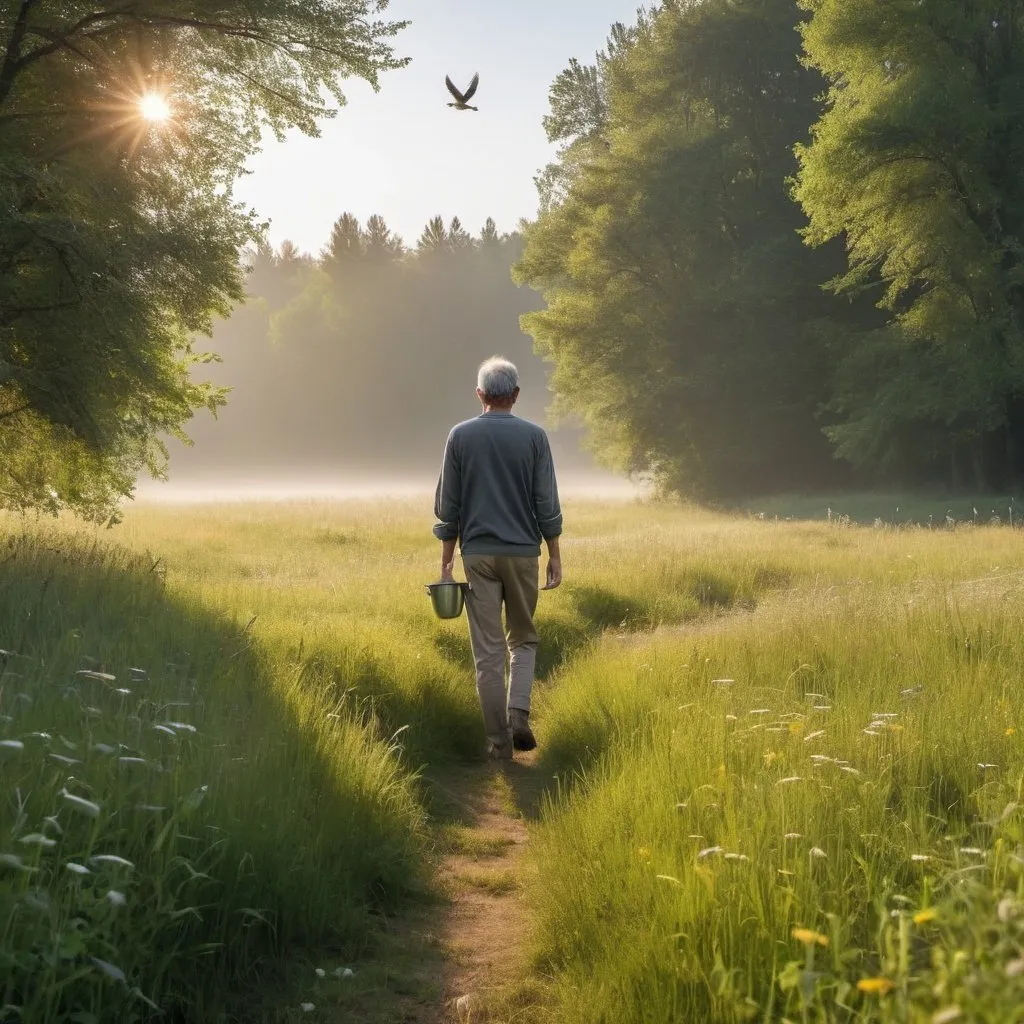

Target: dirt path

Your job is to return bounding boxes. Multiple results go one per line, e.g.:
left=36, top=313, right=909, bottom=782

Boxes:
left=423, top=754, right=548, bottom=1023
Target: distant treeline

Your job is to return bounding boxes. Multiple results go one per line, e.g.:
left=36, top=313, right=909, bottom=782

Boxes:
left=173, top=215, right=595, bottom=482
left=515, top=0, right=1024, bottom=499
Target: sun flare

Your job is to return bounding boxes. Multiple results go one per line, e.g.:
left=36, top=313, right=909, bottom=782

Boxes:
left=139, top=92, right=171, bottom=123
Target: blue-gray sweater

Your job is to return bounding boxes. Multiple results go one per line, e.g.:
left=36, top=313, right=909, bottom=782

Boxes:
left=433, top=412, right=563, bottom=556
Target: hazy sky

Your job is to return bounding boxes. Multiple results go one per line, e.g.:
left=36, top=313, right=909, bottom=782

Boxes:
left=235, top=0, right=640, bottom=255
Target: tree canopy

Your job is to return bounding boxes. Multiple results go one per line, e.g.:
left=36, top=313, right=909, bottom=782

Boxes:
left=516, top=0, right=854, bottom=499
left=517, top=0, right=1024, bottom=498
left=0, top=0, right=406, bottom=521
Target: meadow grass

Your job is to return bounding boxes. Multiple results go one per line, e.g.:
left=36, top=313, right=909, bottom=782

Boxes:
left=0, top=529, right=424, bottom=1022
left=3, top=496, right=1024, bottom=1021
left=527, top=522, right=1024, bottom=1023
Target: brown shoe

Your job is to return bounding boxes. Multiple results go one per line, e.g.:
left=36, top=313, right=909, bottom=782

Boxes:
left=509, top=709, right=537, bottom=752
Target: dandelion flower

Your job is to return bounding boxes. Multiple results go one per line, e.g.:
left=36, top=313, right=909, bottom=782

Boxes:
left=791, top=927, right=829, bottom=946
left=809, top=847, right=827, bottom=859
left=857, top=977, right=896, bottom=995
left=913, top=908, right=938, bottom=924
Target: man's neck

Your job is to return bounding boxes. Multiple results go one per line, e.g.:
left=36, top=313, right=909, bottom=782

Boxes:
left=481, top=403, right=515, bottom=415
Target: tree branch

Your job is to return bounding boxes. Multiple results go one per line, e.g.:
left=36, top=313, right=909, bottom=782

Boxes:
left=0, top=0, right=40, bottom=106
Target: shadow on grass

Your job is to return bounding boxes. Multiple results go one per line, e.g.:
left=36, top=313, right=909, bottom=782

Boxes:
left=0, top=531, right=429, bottom=1023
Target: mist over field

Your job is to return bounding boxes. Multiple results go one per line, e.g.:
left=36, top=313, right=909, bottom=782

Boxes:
left=150, top=217, right=632, bottom=502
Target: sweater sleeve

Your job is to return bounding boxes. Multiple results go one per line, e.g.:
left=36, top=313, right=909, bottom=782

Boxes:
left=432, top=429, right=461, bottom=542
left=532, top=431, right=563, bottom=539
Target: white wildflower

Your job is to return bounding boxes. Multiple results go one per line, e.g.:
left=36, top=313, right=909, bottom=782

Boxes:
left=66, top=862, right=90, bottom=875
left=777, top=776, right=802, bottom=785
left=106, top=890, right=127, bottom=907
left=19, top=834, right=56, bottom=849
left=1006, top=958, right=1024, bottom=978
left=89, top=854, right=134, bottom=869
left=314, top=968, right=326, bottom=978
left=698, top=846, right=724, bottom=859
left=911, top=854, right=930, bottom=863
left=0, top=740, right=25, bottom=753
left=803, top=730, right=825, bottom=742
left=61, top=791, right=101, bottom=818
left=0, top=853, right=34, bottom=872
left=998, top=897, right=1020, bottom=922
left=809, top=847, right=827, bottom=859
left=931, top=1008, right=962, bottom=1024
left=784, top=833, right=803, bottom=840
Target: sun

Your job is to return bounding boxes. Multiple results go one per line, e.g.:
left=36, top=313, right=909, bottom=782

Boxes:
left=138, top=92, right=171, bottom=123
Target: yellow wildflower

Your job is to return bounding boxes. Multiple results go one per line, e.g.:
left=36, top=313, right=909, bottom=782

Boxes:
left=637, top=847, right=651, bottom=861
left=763, top=750, right=781, bottom=767
left=857, top=977, right=896, bottom=995
left=788, top=721, right=803, bottom=735
left=913, top=908, right=938, bottom=925
left=1007, top=727, right=1017, bottom=737
left=791, top=927, right=829, bottom=947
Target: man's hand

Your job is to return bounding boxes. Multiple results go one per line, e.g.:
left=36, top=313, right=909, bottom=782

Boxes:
left=440, top=561, right=455, bottom=582
left=541, top=556, right=562, bottom=591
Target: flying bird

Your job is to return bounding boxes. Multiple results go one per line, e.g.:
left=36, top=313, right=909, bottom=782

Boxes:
left=445, top=73, right=480, bottom=111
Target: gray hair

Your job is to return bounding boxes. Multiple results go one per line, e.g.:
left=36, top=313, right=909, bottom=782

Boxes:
left=477, top=357, right=519, bottom=399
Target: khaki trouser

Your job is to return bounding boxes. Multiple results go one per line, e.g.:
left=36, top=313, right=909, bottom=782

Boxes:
left=462, top=554, right=539, bottom=754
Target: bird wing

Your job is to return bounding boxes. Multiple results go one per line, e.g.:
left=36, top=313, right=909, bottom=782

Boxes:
left=462, top=72, right=480, bottom=102
left=445, top=75, right=466, bottom=104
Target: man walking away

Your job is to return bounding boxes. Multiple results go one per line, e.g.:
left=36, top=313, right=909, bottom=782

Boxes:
left=433, top=356, right=563, bottom=760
